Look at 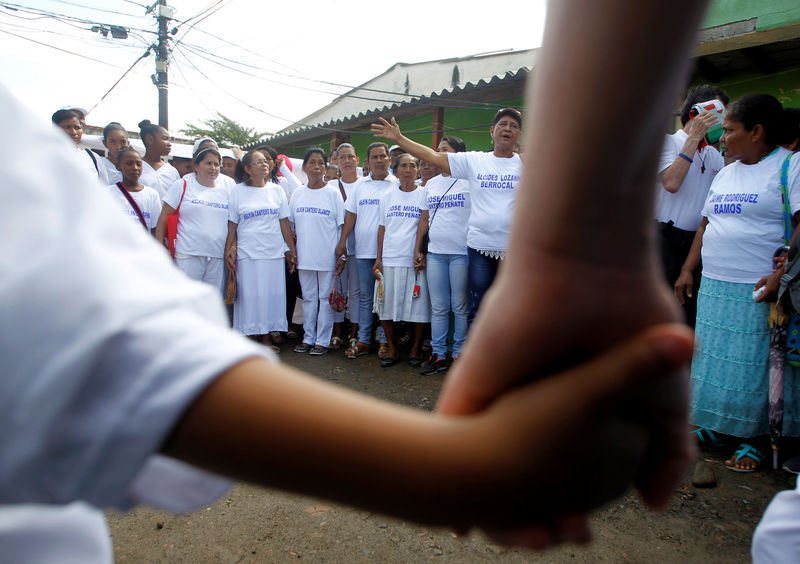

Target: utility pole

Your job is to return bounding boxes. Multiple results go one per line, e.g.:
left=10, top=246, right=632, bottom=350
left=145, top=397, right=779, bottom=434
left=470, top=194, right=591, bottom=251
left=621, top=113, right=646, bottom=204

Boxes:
left=154, top=0, right=172, bottom=129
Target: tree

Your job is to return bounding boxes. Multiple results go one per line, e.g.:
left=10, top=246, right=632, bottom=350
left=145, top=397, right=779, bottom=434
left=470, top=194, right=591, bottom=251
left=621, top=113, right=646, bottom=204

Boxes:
left=180, top=112, right=269, bottom=147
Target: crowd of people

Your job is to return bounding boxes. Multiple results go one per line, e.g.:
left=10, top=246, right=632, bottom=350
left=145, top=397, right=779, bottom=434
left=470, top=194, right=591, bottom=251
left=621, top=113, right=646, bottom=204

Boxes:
left=29, top=3, right=800, bottom=554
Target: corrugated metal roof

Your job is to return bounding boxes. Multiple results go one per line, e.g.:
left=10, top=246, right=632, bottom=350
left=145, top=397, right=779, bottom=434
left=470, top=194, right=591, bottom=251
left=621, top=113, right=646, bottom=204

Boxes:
left=260, top=48, right=536, bottom=145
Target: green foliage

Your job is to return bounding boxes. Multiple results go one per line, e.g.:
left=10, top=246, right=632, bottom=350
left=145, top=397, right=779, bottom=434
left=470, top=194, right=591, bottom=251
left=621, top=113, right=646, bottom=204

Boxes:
left=180, top=112, right=269, bottom=147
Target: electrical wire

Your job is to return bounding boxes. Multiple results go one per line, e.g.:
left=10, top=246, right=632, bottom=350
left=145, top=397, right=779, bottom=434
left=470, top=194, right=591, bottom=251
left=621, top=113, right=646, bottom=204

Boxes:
left=45, top=0, right=150, bottom=19
left=0, top=27, right=121, bottom=67
left=86, top=47, right=153, bottom=116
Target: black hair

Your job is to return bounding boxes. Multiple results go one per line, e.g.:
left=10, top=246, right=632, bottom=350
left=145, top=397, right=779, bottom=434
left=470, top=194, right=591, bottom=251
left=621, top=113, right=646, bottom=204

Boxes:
left=235, top=149, right=277, bottom=184
left=366, top=142, right=388, bottom=160
left=492, top=108, right=522, bottom=127
left=193, top=147, right=221, bottom=165
left=302, top=147, right=327, bottom=167
left=326, top=163, right=341, bottom=177
left=336, top=143, right=357, bottom=155
left=257, top=145, right=281, bottom=184
left=103, top=122, right=127, bottom=141
left=440, top=136, right=467, bottom=153
left=51, top=109, right=83, bottom=125
left=115, top=146, right=140, bottom=163
left=138, top=119, right=163, bottom=146
left=726, top=94, right=791, bottom=148
left=680, top=85, right=729, bottom=126
left=784, top=108, right=800, bottom=150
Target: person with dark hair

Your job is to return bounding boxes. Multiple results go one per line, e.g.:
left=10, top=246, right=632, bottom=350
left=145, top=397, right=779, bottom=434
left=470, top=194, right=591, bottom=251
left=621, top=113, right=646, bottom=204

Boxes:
left=99, top=122, right=129, bottom=184
left=154, top=147, right=231, bottom=294
left=655, top=85, right=727, bottom=327
left=106, top=146, right=161, bottom=233
left=782, top=107, right=800, bottom=152
left=372, top=108, right=522, bottom=324
left=335, top=142, right=397, bottom=359
left=675, top=94, right=800, bottom=472
left=138, top=119, right=180, bottom=199
left=413, top=137, right=471, bottom=374
left=373, top=153, right=430, bottom=367
left=291, top=148, right=344, bottom=356
left=51, top=106, right=110, bottom=185
left=226, top=150, right=297, bottom=353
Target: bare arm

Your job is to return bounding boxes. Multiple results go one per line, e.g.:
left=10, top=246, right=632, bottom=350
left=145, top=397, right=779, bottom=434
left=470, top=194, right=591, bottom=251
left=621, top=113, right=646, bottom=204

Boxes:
left=373, top=224, right=385, bottom=279
left=371, top=117, right=450, bottom=174
left=660, top=111, right=718, bottom=193
left=280, top=217, right=297, bottom=274
left=674, top=218, right=707, bottom=304
left=161, top=325, right=693, bottom=529
left=224, top=221, right=238, bottom=271
left=414, top=209, right=429, bottom=269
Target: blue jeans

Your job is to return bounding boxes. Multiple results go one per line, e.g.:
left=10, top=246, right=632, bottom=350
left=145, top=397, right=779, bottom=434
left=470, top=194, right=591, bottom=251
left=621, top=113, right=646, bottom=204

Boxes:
left=356, top=258, right=386, bottom=345
left=467, top=247, right=501, bottom=325
left=426, top=252, right=468, bottom=357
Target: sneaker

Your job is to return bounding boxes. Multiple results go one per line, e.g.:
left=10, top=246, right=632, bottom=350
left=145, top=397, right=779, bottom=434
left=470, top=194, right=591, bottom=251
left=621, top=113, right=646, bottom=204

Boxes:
left=294, top=343, right=311, bottom=353
left=309, top=346, right=328, bottom=356
left=420, top=353, right=448, bottom=375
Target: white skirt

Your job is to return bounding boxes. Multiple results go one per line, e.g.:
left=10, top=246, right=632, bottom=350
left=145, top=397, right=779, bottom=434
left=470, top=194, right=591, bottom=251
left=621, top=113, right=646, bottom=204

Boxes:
left=234, top=257, right=287, bottom=335
left=377, top=266, right=430, bottom=323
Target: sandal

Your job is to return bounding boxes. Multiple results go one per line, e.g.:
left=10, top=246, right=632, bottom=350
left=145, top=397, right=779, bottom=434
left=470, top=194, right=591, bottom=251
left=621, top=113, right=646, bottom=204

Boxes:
left=269, top=331, right=283, bottom=345
left=380, top=355, right=399, bottom=368
left=725, top=443, right=764, bottom=473
left=294, top=343, right=311, bottom=353
left=691, top=427, right=724, bottom=447
left=378, top=343, right=390, bottom=360
left=309, top=345, right=328, bottom=356
left=345, top=342, right=370, bottom=359
left=330, top=336, right=344, bottom=350
left=286, top=329, right=298, bottom=340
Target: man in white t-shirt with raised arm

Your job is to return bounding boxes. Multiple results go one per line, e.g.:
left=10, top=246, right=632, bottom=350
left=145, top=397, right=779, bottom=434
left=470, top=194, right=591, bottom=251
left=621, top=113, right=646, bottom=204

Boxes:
left=655, top=84, right=727, bottom=327
left=334, top=142, right=398, bottom=358
left=372, top=109, right=522, bottom=324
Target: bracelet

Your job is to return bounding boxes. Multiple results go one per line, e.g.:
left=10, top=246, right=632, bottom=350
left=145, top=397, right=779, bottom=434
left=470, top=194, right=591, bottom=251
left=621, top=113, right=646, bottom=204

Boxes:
left=338, top=254, right=347, bottom=262
left=678, top=152, right=694, bottom=164
left=230, top=245, right=237, bottom=251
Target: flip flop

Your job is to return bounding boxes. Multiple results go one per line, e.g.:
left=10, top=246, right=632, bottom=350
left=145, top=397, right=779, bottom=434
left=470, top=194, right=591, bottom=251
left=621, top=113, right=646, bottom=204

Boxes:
left=380, top=355, right=399, bottom=368
left=691, top=427, right=724, bottom=447
left=725, top=443, right=764, bottom=473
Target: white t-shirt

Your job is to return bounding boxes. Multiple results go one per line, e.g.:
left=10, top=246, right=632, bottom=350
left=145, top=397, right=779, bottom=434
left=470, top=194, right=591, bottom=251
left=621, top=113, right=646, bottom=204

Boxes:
left=421, top=175, right=470, bottom=255
left=0, top=83, right=269, bottom=562
left=331, top=178, right=359, bottom=255
left=140, top=160, right=181, bottom=199
left=654, top=129, right=724, bottom=231
left=228, top=182, right=289, bottom=260
left=448, top=151, right=521, bottom=252
left=379, top=185, right=426, bottom=267
left=99, top=155, right=123, bottom=185
left=290, top=185, right=345, bottom=271
left=701, top=148, right=800, bottom=284
left=71, top=146, right=109, bottom=187
left=163, top=175, right=231, bottom=258
left=345, top=176, right=398, bottom=259
left=106, top=183, right=163, bottom=231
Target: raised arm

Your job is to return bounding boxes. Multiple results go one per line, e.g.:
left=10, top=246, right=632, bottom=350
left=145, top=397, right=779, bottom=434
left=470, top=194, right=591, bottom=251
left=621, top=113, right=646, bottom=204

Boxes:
left=661, top=111, right=718, bottom=193
left=371, top=117, right=451, bottom=175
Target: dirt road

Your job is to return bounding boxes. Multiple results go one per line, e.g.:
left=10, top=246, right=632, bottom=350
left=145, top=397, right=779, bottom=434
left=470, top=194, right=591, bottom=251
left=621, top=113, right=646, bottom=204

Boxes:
left=107, top=342, right=796, bottom=562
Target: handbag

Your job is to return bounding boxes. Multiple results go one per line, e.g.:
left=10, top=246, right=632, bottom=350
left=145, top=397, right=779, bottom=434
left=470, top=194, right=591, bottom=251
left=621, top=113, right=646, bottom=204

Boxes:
left=774, top=154, right=800, bottom=364
left=420, top=178, right=458, bottom=254
left=328, top=273, right=347, bottom=312
left=166, top=179, right=187, bottom=258
left=224, top=267, right=237, bottom=305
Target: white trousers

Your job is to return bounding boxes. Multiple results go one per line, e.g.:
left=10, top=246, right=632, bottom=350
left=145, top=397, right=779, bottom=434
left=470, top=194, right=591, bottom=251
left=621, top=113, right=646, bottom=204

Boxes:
left=175, top=255, right=225, bottom=295
left=299, top=269, right=335, bottom=347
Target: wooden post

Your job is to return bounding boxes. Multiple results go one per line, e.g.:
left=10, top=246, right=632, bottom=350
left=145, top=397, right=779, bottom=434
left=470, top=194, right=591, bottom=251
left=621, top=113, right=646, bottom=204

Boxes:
left=432, top=106, right=444, bottom=148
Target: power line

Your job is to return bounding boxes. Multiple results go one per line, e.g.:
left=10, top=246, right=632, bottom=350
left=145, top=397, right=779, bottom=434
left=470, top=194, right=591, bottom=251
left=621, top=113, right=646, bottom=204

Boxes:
left=86, top=47, right=153, bottom=116
left=45, top=0, right=150, bottom=19
left=0, top=27, right=121, bottom=67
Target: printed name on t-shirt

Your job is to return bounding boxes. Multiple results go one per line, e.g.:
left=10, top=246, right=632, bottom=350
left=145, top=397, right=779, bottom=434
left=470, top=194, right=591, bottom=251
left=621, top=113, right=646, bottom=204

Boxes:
left=475, top=173, right=519, bottom=190
left=242, top=208, right=279, bottom=220
left=428, top=192, right=466, bottom=209
left=707, top=192, right=759, bottom=215
left=127, top=210, right=152, bottom=219
left=386, top=204, right=421, bottom=219
left=189, top=198, right=228, bottom=210
left=296, top=206, right=331, bottom=216
left=359, top=198, right=381, bottom=206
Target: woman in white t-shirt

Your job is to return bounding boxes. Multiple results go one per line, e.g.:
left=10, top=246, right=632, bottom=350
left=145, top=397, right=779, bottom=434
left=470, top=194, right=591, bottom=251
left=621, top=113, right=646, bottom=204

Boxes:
left=225, top=150, right=297, bottom=353
left=414, top=137, right=470, bottom=374
left=290, top=148, right=345, bottom=355
left=51, top=107, right=109, bottom=185
left=98, top=122, right=128, bottom=185
left=155, top=148, right=231, bottom=294
left=138, top=119, right=181, bottom=199
left=675, top=94, right=800, bottom=473
left=374, top=153, right=430, bottom=367
left=106, top=146, right=162, bottom=232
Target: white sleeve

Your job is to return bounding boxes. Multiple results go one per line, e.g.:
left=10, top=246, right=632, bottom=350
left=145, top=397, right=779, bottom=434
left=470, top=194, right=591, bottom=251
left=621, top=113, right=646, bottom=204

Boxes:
left=657, top=134, right=677, bottom=174
left=788, top=152, right=800, bottom=215
left=0, top=84, right=269, bottom=510
left=163, top=177, right=186, bottom=209
left=446, top=152, right=473, bottom=181
left=345, top=182, right=359, bottom=215
left=279, top=163, right=302, bottom=196
left=752, top=476, right=800, bottom=563
left=228, top=188, right=239, bottom=224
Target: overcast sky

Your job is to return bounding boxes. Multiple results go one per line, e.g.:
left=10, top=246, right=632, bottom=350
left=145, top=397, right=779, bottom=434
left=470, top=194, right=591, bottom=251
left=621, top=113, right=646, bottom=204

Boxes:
left=0, top=0, right=547, bottom=137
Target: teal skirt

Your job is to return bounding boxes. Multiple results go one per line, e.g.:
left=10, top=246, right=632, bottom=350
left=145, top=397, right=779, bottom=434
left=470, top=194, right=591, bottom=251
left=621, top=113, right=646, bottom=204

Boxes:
left=690, top=276, right=800, bottom=437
